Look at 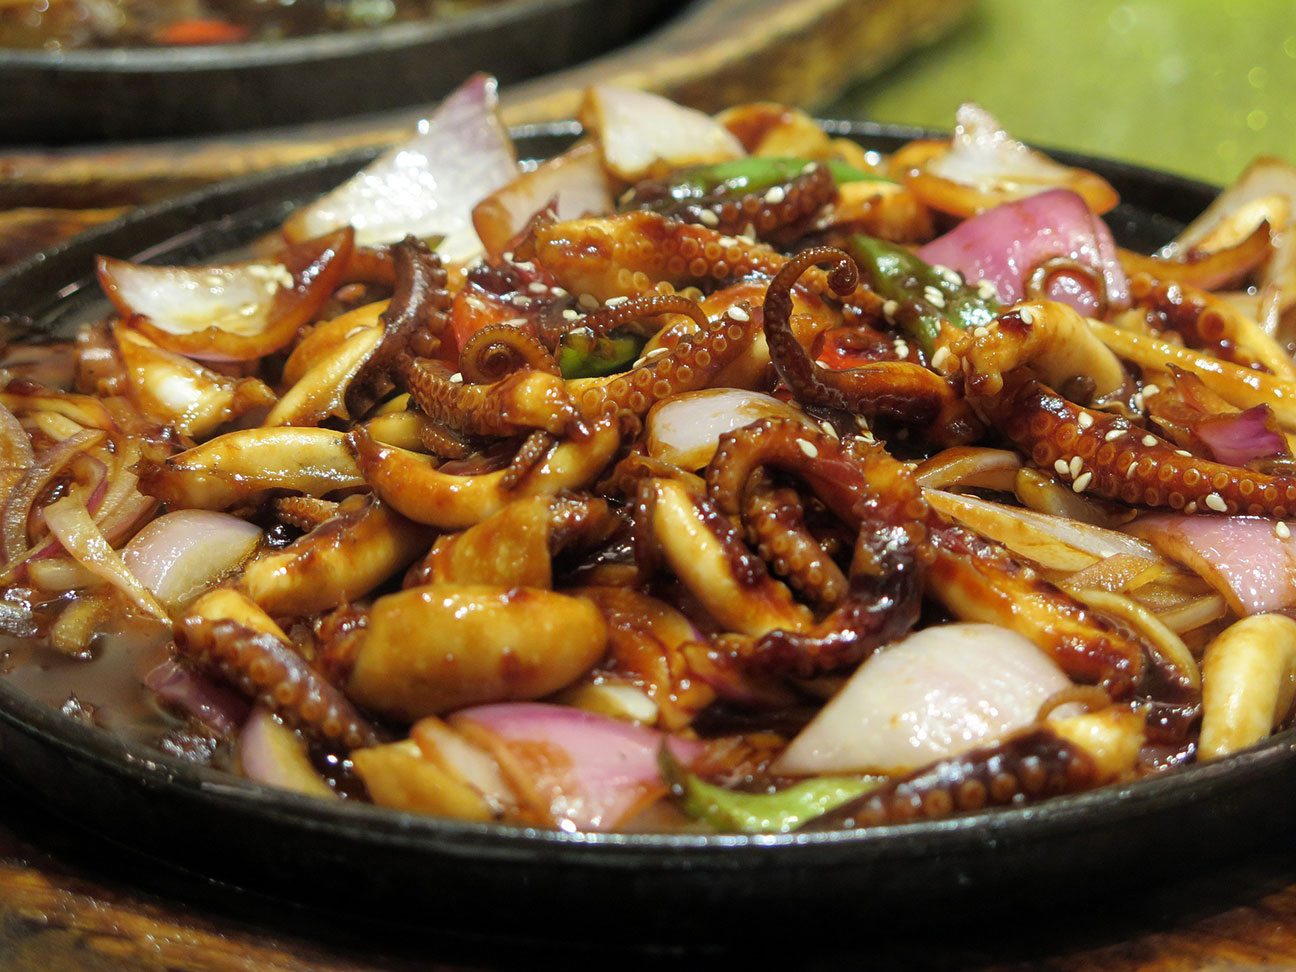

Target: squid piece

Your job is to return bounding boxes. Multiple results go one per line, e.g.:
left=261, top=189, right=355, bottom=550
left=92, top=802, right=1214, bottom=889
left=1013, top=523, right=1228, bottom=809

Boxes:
left=115, top=327, right=276, bottom=438
left=406, top=493, right=617, bottom=589
left=144, top=428, right=365, bottom=510
left=348, top=416, right=621, bottom=529
left=1199, top=614, right=1296, bottom=760
left=263, top=323, right=382, bottom=427
left=239, top=496, right=436, bottom=617
left=335, top=584, right=608, bottom=719
left=404, top=361, right=583, bottom=438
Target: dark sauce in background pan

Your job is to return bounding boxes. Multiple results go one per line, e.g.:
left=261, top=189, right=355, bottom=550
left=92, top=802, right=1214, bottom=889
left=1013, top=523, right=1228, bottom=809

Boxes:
left=0, top=0, right=509, bottom=50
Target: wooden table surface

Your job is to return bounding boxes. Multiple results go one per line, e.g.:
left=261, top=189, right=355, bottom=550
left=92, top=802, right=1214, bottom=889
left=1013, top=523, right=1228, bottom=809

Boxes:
left=3, top=0, right=1296, bottom=968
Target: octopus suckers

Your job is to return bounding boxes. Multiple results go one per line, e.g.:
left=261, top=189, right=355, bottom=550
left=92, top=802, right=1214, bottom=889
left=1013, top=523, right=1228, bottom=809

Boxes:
left=1205, top=492, right=1228, bottom=513
left=1072, top=471, right=1093, bottom=493
left=796, top=438, right=820, bottom=459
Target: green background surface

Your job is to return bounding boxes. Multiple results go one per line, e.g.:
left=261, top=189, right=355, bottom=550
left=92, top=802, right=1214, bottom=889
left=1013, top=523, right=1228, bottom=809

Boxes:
left=827, top=0, right=1296, bottom=186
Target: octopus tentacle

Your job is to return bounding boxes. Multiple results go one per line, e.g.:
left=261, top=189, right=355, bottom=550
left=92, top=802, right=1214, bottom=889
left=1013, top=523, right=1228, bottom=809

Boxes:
left=404, top=359, right=584, bottom=439
left=459, top=324, right=560, bottom=383
left=705, top=420, right=931, bottom=676
left=345, top=237, right=451, bottom=417
left=176, top=617, right=382, bottom=751
left=743, top=478, right=847, bottom=609
left=990, top=374, right=1296, bottom=517
left=576, top=293, right=710, bottom=341
left=811, top=707, right=1143, bottom=828
left=626, top=162, right=838, bottom=244
left=570, top=304, right=759, bottom=424
left=499, top=431, right=557, bottom=491
left=764, top=246, right=981, bottom=442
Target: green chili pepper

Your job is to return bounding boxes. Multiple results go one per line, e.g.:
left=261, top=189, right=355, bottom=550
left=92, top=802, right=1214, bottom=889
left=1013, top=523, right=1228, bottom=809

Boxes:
left=557, top=329, right=646, bottom=380
left=659, top=746, right=880, bottom=834
left=846, top=235, right=999, bottom=356
left=670, top=156, right=892, bottom=199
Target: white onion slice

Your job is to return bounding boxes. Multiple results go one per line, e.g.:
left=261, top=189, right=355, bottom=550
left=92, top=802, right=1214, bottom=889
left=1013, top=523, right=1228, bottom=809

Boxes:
left=581, top=85, right=744, bottom=182
left=285, top=73, right=517, bottom=260
left=645, top=388, right=814, bottom=470
left=472, top=141, right=614, bottom=258
left=238, top=705, right=336, bottom=799
left=773, top=623, right=1076, bottom=776
left=100, top=258, right=292, bottom=338
left=122, top=509, right=261, bottom=612
left=930, top=104, right=1077, bottom=192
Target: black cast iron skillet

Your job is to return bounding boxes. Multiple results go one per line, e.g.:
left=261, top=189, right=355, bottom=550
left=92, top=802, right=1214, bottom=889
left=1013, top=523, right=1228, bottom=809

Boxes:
left=0, top=0, right=684, bottom=144
left=0, top=124, right=1288, bottom=948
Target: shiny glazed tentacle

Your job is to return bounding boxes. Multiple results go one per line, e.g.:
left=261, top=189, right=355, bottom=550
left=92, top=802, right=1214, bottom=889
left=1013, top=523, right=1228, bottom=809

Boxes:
left=459, top=324, right=560, bottom=383
left=346, top=236, right=451, bottom=416
left=405, top=359, right=584, bottom=439
left=990, top=375, right=1296, bottom=516
left=763, top=246, right=980, bottom=438
left=743, top=480, right=848, bottom=609
left=176, top=616, right=382, bottom=751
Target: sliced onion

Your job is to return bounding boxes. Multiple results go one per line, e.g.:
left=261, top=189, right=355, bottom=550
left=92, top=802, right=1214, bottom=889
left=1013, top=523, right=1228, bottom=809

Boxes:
left=2, top=428, right=106, bottom=566
left=409, top=716, right=517, bottom=815
left=145, top=658, right=249, bottom=735
left=1194, top=404, right=1287, bottom=466
left=238, top=704, right=335, bottom=798
left=0, top=400, right=33, bottom=496
left=912, top=447, right=1021, bottom=491
left=284, top=74, right=517, bottom=262
left=908, top=103, right=1119, bottom=217
left=1162, top=156, right=1296, bottom=308
left=917, top=188, right=1128, bottom=316
left=1129, top=513, right=1296, bottom=616
left=99, top=228, right=353, bottom=362
left=924, top=488, right=1158, bottom=571
left=122, top=509, right=261, bottom=612
left=473, top=141, right=614, bottom=258
left=452, top=702, right=703, bottom=832
left=580, top=85, right=745, bottom=182
left=42, top=494, right=168, bottom=621
left=772, top=623, right=1076, bottom=776
left=645, top=388, right=815, bottom=470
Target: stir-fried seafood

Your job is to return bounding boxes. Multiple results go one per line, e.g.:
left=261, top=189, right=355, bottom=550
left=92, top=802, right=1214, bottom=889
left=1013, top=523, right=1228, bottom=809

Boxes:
left=4, top=76, right=1296, bottom=834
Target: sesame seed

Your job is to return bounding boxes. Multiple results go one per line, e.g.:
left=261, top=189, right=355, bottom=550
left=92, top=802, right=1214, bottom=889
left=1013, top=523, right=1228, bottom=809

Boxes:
left=1054, top=459, right=1071, bottom=477
left=449, top=372, right=463, bottom=384
left=882, top=299, right=899, bottom=319
left=578, top=293, right=599, bottom=310
left=1175, top=449, right=1192, bottom=457
left=644, top=346, right=669, bottom=360
left=1277, top=522, right=1292, bottom=539
left=924, top=287, right=947, bottom=309
left=605, top=296, right=629, bottom=308
left=562, top=309, right=580, bottom=321
left=973, top=326, right=989, bottom=339
left=550, top=286, right=567, bottom=297
left=1069, top=455, right=1083, bottom=479
left=1072, top=472, right=1093, bottom=493
left=570, top=326, right=595, bottom=338
left=1019, top=306, right=1036, bottom=326
left=1133, top=393, right=1145, bottom=411
left=764, top=185, right=786, bottom=204
left=820, top=420, right=840, bottom=439
left=801, top=162, right=817, bottom=176
left=528, top=282, right=549, bottom=294
left=727, top=305, right=750, bottom=322
left=502, top=251, right=514, bottom=262
left=466, top=296, right=486, bottom=311
left=698, top=209, right=719, bottom=227
left=741, top=225, right=756, bottom=241
left=796, top=438, right=819, bottom=458
left=976, top=280, right=999, bottom=301
left=503, top=317, right=527, bottom=327
left=1205, top=492, right=1228, bottom=512
left=1126, top=463, right=1138, bottom=479
left=857, top=415, right=870, bottom=429
left=894, top=341, right=910, bottom=358
left=513, top=260, right=535, bottom=273
left=1077, top=412, right=1094, bottom=429
left=1104, top=429, right=1124, bottom=442
left=1142, top=435, right=1158, bottom=447
left=1142, top=383, right=1160, bottom=398
left=933, top=264, right=961, bottom=286
left=1184, top=501, right=1198, bottom=514
left=930, top=346, right=951, bottom=371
